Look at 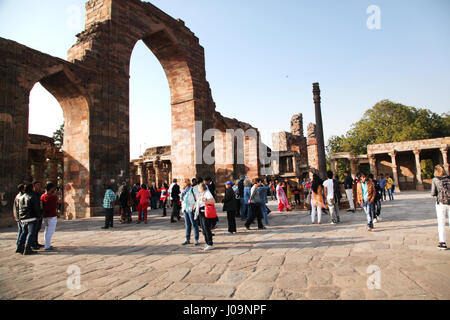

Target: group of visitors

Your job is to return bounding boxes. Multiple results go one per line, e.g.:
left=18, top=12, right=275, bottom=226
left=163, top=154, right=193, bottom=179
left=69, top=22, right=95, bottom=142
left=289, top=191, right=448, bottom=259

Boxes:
left=13, top=181, right=60, bottom=255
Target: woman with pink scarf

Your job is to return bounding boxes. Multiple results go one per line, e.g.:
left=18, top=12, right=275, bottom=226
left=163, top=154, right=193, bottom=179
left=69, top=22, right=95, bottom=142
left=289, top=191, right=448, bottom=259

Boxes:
left=276, top=181, right=291, bottom=212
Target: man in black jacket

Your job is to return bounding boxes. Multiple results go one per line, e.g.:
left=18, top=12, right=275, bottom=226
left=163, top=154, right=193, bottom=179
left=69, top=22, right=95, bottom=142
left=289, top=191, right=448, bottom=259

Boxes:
left=223, top=181, right=237, bottom=234
left=31, top=181, right=44, bottom=250
left=238, top=175, right=245, bottom=220
left=17, top=184, right=41, bottom=255
left=343, top=171, right=355, bottom=212
left=170, top=179, right=181, bottom=223
left=13, top=184, right=25, bottom=251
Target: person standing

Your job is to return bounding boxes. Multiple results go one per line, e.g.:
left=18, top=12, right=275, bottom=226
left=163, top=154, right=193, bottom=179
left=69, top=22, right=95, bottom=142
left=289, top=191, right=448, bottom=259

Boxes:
left=181, top=178, right=200, bottom=246
left=276, top=181, right=291, bottom=212
left=369, top=174, right=382, bottom=223
left=356, top=173, right=375, bottom=231
left=17, top=184, right=41, bottom=255
left=118, top=183, right=132, bottom=224
left=13, top=184, right=25, bottom=252
left=102, top=184, right=116, bottom=229
left=343, top=171, right=355, bottom=212
left=378, top=174, right=387, bottom=201
left=223, top=181, right=238, bottom=234
left=136, top=184, right=151, bottom=224
left=195, top=183, right=216, bottom=251
left=323, top=171, right=339, bottom=224
left=41, top=182, right=58, bottom=250
left=293, top=185, right=301, bottom=206
left=205, top=177, right=217, bottom=201
left=243, top=178, right=252, bottom=220
left=333, top=173, right=342, bottom=223
left=159, top=183, right=169, bottom=217
left=431, top=164, right=450, bottom=250
left=310, top=175, right=325, bottom=224
left=245, top=178, right=265, bottom=230
left=386, top=175, right=394, bottom=201
left=259, top=180, right=271, bottom=225
left=31, top=181, right=44, bottom=250
left=170, top=179, right=181, bottom=223
left=130, top=183, right=140, bottom=213
left=238, top=175, right=246, bottom=220
left=149, top=182, right=159, bottom=210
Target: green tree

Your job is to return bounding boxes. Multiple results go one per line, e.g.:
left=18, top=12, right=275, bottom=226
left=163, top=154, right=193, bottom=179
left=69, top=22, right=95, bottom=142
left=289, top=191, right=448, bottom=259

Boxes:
left=53, top=122, right=64, bottom=152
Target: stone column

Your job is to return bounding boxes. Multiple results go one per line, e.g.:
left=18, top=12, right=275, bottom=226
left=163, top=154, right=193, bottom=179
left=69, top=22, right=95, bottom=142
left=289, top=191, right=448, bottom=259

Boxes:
left=139, top=162, right=147, bottom=185
left=441, top=147, right=449, bottom=175
left=413, top=149, right=424, bottom=191
left=48, top=159, right=59, bottom=185
left=368, top=154, right=377, bottom=177
left=33, top=160, right=46, bottom=185
left=389, top=151, right=400, bottom=192
left=312, top=83, right=327, bottom=179
left=331, top=159, right=338, bottom=177
left=154, top=160, right=161, bottom=187
left=350, top=158, right=359, bottom=179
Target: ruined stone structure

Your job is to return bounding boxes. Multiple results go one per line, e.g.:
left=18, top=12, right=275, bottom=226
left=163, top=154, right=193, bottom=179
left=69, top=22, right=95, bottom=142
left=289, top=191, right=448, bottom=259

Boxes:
left=130, top=146, right=172, bottom=188
left=331, top=137, right=450, bottom=191
left=0, top=0, right=262, bottom=223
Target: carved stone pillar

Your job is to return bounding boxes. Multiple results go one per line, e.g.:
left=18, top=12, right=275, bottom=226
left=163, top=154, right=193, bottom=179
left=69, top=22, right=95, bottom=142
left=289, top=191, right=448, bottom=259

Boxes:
left=350, top=158, right=359, bottom=179
left=33, top=160, right=46, bottom=184
left=413, top=149, right=424, bottom=191
left=441, top=147, right=449, bottom=175
left=389, top=151, right=400, bottom=192
left=139, top=162, right=147, bottom=185
left=331, top=159, right=338, bottom=176
left=368, top=154, right=377, bottom=177
left=154, top=160, right=161, bottom=187
left=48, top=159, right=59, bottom=185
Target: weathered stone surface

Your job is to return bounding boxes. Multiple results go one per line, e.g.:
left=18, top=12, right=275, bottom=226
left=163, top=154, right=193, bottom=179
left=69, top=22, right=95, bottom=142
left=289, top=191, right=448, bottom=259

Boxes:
left=234, top=282, right=274, bottom=300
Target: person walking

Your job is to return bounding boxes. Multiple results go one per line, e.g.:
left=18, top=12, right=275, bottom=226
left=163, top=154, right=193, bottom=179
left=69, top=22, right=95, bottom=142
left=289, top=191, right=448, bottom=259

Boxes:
left=378, top=174, right=387, bottom=201
left=170, top=179, right=181, bottom=223
left=386, top=175, right=394, bottom=201
left=311, top=175, right=325, bottom=224
left=223, top=181, right=238, bottom=234
left=276, top=181, right=291, bottom=212
left=431, top=164, right=450, bottom=250
left=159, top=183, right=168, bottom=217
left=118, top=183, right=132, bottom=223
left=293, top=185, right=301, bottom=206
left=270, top=181, right=276, bottom=200
left=356, top=173, right=375, bottom=231
left=136, top=184, right=151, bottom=224
left=245, top=178, right=265, bottom=230
left=181, top=178, right=200, bottom=246
left=195, top=183, right=216, bottom=251
left=17, top=184, right=41, bottom=255
left=369, top=174, right=382, bottom=223
left=102, top=184, right=116, bottom=229
left=13, top=184, right=25, bottom=252
left=323, top=171, right=339, bottom=224
left=343, top=171, right=355, bottom=212
left=41, top=182, right=58, bottom=250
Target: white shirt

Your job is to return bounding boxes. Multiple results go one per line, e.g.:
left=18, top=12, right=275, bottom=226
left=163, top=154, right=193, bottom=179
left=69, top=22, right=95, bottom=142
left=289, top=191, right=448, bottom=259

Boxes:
left=323, top=179, right=335, bottom=200
left=168, top=183, right=175, bottom=200
left=194, top=189, right=214, bottom=219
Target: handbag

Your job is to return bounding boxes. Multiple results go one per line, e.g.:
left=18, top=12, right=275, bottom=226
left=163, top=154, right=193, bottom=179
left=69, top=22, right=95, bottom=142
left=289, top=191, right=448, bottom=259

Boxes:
left=205, top=204, right=218, bottom=219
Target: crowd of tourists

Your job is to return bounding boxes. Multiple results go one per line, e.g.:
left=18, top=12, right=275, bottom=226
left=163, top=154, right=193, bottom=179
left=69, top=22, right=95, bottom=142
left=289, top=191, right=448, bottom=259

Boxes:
left=12, top=164, right=449, bottom=254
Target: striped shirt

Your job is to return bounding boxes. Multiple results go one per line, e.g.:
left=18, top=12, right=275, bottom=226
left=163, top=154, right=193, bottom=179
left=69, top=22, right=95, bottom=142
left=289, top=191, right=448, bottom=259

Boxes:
left=103, top=189, right=116, bottom=208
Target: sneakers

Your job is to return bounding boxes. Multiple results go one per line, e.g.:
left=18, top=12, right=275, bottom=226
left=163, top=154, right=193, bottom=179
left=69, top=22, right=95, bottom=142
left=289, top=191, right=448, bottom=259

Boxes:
left=44, top=246, right=55, bottom=251
left=367, top=226, right=373, bottom=232
left=225, top=231, right=233, bottom=235
left=377, top=216, right=382, bottom=222
left=437, top=242, right=448, bottom=250
left=373, top=218, right=378, bottom=223
left=182, top=241, right=190, bottom=246
left=203, top=245, right=214, bottom=251
left=330, top=221, right=336, bottom=225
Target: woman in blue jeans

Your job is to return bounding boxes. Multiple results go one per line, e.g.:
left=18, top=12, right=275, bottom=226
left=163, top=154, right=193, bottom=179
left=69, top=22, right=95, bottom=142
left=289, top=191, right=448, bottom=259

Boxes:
left=243, top=178, right=252, bottom=220
left=181, top=179, right=200, bottom=246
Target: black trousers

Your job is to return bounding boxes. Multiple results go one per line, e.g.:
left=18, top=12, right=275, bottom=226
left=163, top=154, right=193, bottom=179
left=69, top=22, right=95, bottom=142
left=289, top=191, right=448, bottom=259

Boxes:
left=104, top=208, right=114, bottom=228
left=171, top=199, right=180, bottom=221
left=246, top=203, right=264, bottom=229
left=32, top=217, right=43, bottom=247
left=199, top=208, right=213, bottom=245
left=295, top=194, right=301, bottom=204
left=227, top=210, right=237, bottom=233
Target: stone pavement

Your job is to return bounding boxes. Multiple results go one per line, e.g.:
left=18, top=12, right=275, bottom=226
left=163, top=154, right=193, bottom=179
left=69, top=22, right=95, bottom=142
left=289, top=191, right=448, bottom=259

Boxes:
left=0, top=191, right=449, bottom=300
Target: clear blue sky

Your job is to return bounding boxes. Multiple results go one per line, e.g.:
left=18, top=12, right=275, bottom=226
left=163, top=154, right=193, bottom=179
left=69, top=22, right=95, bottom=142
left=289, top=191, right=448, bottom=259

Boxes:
left=1, top=0, right=449, bottom=159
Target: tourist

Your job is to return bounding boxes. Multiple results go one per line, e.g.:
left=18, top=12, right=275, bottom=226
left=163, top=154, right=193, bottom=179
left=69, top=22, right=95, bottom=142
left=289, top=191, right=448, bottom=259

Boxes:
left=356, top=172, right=375, bottom=231
left=102, top=184, right=116, bottom=229
left=136, top=184, right=151, bottom=224
left=343, top=171, right=355, bottom=212
left=205, top=177, right=217, bottom=201
left=284, top=180, right=292, bottom=205
left=276, top=181, right=291, bottom=212
left=56, top=186, right=63, bottom=217
left=130, top=183, right=140, bottom=213
left=223, top=181, right=238, bottom=234
left=170, top=179, right=181, bottom=223
left=41, top=182, right=58, bottom=250
left=17, top=184, right=41, bottom=255
left=149, top=182, right=159, bottom=210
left=118, top=183, right=132, bottom=224
left=168, top=180, right=175, bottom=208
left=243, top=178, right=252, bottom=219
left=238, top=175, right=246, bottom=220
left=333, top=173, right=342, bottom=222
left=13, top=184, right=25, bottom=251
left=181, top=178, right=200, bottom=246
left=369, top=174, right=382, bottom=223
left=323, top=171, right=339, bottom=224
left=245, top=178, right=265, bottom=230
left=293, top=185, right=301, bottom=206
left=270, top=180, right=276, bottom=200
left=430, top=164, right=450, bottom=250
left=386, top=175, right=394, bottom=201
left=194, top=183, right=216, bottom=251
left=159, top=183, right=168, bottom=217
left=259, top=179, right=271, bottom=225
left=233, top=179, right=241, bottom=218
left=30, top=181, right=44, bottom=250
left=311, top=174, right=325, bottom=224
left=378, top=174, right=387, bottom=201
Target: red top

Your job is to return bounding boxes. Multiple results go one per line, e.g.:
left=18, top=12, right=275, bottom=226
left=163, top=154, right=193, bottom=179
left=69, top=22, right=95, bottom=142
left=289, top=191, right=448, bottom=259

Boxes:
left=159, top=188, right=168, bottom=201
left=41, top=193, right=58, bottom=218
left=136, top=189, right=151, bottom=205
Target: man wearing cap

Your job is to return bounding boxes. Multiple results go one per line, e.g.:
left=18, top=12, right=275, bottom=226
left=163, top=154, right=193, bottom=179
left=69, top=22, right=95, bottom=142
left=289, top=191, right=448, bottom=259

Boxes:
left=237, top=175, right=246, bottom=220
left=222, top=181, right=238, bottom=234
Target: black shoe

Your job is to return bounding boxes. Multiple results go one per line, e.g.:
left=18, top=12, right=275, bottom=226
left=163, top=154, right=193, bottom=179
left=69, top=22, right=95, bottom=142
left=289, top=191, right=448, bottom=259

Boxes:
left=23, top=249, right=38, bottom=255
left=438, top=242, right=448, bottom=250
left=245, top=224, right=250, bottom=230
left=182, top=241, right=190, bottom=246
left=258, top=226, right=267, bottom=230
left=171, top=220, right=176, bottom=223
left=15, top=248, right=24, bottom=254
left=101, top=226, right=109, bottom=229
left=31, top=246, right=41, bottom=251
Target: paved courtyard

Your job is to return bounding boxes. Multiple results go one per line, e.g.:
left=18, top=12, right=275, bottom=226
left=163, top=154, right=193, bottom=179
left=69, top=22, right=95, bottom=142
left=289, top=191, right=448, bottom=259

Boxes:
left=0, top=191, right=449, bottom=300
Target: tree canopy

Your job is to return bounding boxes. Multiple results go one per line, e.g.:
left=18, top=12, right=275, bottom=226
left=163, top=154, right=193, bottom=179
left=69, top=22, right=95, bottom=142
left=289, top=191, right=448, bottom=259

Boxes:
left=52, top=122, right=64, bottom=152
left=327, top=100, right=450, bottom=156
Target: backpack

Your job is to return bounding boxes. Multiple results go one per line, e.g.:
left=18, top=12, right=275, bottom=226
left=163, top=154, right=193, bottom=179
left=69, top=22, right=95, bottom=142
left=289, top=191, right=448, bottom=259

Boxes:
left=437, top=176, right=450, bottom=205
